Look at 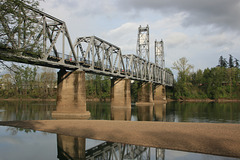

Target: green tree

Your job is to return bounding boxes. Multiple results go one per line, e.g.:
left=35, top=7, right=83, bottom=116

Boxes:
left=0, top=0, right=43, bottom=57
left=172, top=57, right=194, bottom=83
left=218, top=56, right=227, bottom=68
left=37, top=68, right=56, bottom=98
left=234, top=58, right=239, bottom=68
left=85, top=74, right=111, bottom=101
left=172, top=57, right=194, bottom=99
left=229, top=54, right=234, bottom=68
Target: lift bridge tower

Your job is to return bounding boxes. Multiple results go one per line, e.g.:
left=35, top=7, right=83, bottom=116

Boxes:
left=155, top=40, right=165, bottom=84
left=136, top=25, right=150, bottom=61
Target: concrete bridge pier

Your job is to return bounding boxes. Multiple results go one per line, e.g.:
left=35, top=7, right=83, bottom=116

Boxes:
left=136, top=82, right=153, bottom=105
left=111, top=78, right=131, bottom=108
left=52, top=69, right=90, bottom=119
left=153, top=84, right=166, bottom=103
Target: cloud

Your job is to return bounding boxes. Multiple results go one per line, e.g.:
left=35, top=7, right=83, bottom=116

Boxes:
left=152, top=12, right=188, bottom=31
left=165, top=32, right=189, bottom=48
left=105, top=22, right=139, bottom=38
left=206, top=34, right=234, bottom=47
left=116, top=0, right=240, bottom=33
left=102, top=22, right=139, bottom=53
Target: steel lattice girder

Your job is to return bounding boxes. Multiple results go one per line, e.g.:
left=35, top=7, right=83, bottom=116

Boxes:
left=136, top=25, right=150, bottom=61
left=0, top=3, right=173, bottom=86
left=85, top=142, right=165, bottom=160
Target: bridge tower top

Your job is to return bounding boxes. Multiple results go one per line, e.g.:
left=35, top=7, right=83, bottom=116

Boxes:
left=136, top=25, right=149, bottom=61
left=155, top=40, right=165, bottom=69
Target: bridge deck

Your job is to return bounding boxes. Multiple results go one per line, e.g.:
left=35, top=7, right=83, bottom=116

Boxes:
left=0, top=120, right=239, bottom=158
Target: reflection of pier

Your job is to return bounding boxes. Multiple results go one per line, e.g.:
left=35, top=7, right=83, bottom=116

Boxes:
left=137, top=105, right=153, bottom=121
left=154, top=103, right=166, bottom=121
left=57, top=135, right=86, bottom=159
left=136, top=103, right=166, bottom=121
left=111, top=107, right=131, bottom=121
left=57, top=135, right=165, bottom=160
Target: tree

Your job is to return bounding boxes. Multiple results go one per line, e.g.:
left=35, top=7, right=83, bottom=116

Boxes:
left=229, top=54, right=234, bottom=68
left=218, top=56, right=228, bottom=68
left=38, top=68, right=56, bottom=98
left=0, top=0, right=42, bottom=54
left=0, top=0, right=43, bottom=82
left=172, top=57, right=194, bottom=99
left=191, top=69, right=203, bottom=86
left=172, top=57, right=194, bottom=83
left=234, top=58, right=239, bottom=68
left=2, top=63, right=38, bottom=97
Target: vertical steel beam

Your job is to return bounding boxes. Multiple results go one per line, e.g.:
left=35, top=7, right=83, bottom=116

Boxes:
left=155, top=40, right=165, bottom=84
left=43, top=16, right=46, bottom=56
left=136, top=25, right=150, bottom=61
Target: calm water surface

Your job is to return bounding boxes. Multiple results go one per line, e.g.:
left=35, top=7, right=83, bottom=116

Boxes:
left=0, top=101, right=239, bottom=160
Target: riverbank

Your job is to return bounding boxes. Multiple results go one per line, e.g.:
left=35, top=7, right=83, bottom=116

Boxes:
left=175, top=98, right=240, bottom=103
left=1, top=97, right=240, bottom=103
left=0, top=98, right=56, bottom=101
left=0, top=120, right=239, bottom=158
left=0, top=98, right=111, bottom=102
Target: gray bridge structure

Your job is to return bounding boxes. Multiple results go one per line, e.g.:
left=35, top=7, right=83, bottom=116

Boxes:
left=0, top=3, right=173, bottom=119
left=57, top=134, right=165, bottom=160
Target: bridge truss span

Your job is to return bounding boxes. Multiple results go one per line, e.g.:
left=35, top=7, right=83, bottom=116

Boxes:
left=0, top=3, right=173, bottom=86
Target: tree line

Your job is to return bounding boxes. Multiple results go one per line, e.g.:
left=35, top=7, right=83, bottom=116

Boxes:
left=172, top=55, right=240, bottom=100
left=0, top=63, right=112, bottom=100
left=0, top=64, right=57, bottom=99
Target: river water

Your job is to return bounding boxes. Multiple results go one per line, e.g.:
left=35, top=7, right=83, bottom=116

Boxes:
left=0, top=101, right=239, bottom=160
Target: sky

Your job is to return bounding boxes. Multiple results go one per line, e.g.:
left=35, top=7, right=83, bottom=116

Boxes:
left=2, top=0, right=240, bottom=77
left=39, top=0, right=240, bottom=73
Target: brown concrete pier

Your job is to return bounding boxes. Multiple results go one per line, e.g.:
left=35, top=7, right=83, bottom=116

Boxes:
left=136, top=82, right=153, bottom=105
left=153, top=84, right=166, bottom=102
left=111, top=78, right=131, bottom=108
left=52, top=69, right=90, bottom=119
left=0, top=120, right=239, bottom=158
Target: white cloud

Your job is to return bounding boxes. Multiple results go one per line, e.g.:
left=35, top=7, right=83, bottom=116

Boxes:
left=165, top=32, right=189, bottom=48
left=205, top=34, right=234, bottom=47
left=152, top=12, right=188, bottom=31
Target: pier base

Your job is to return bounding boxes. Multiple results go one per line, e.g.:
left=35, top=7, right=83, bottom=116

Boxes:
left=111, top=78, right=131, bottom=108
left=153, top=85, right=166, bottom=103
left=52, top=69, right=90, bottom=119
left=136, top=82, right=153, bottom=105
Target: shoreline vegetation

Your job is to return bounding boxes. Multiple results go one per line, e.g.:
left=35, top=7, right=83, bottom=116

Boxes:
left=1, top=98, right=240, bottom=103
left=1, top=57, right=239, bottom=102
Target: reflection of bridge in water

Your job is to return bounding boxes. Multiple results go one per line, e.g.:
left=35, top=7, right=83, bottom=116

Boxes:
left=85, top=141, right=165, bottom=160
left=56, top=104, right=167, bottom=160
left=0, top=3, right=173, bottom=119
left=57, top=135, right=165, bottom=160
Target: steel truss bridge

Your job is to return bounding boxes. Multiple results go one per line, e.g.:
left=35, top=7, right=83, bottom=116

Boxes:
left=85, top=142, right=165, bottom=160
left=0, top=3, right=173, bottom=86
